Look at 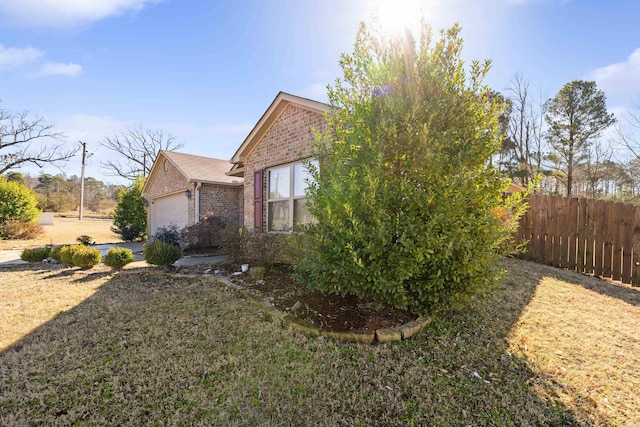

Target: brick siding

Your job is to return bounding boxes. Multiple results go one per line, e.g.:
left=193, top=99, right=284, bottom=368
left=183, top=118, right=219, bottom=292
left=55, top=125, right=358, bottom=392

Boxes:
left=199, top=184, right=243, bottom=227
left=243, top=103, right=328, bottom=229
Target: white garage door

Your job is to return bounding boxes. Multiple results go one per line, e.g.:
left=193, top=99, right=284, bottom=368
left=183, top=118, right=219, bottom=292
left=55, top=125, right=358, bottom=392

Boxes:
left=151, top=193, right=188, bottom=236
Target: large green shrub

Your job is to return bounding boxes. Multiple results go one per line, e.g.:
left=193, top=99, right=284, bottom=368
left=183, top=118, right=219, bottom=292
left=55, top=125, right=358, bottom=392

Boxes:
left=104, top=247, right=135, bottom=269
left=0, top=177, right=41, bottom=240
left=71, top=246, right=102, bottom=269
left=112, top=176, right=147, bottom=241
left=152, top=225, right=181, bottom=247
left=20, top=247, right=51, bottom=262
left=144, top=239, right=182, bottom=266
left=295, top=22, right=527, bottom=315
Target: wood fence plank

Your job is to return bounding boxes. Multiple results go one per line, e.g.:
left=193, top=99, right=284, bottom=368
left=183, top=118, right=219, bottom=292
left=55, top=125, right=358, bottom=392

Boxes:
left=585, top=199, right=596, bottom=275
left=594, top=199, right=605, bottom=277
left=567, top=197, right=578, bottom=270
left=612, top=202, right=624, bottom=281
left=528, top=194, right=538, bottom=261
left=532, top=195, right=544, bottom=262
left=632, top=206, right=640, bottom=287
left=557, top=196, right=568, bottom=267
left=621, top=203, right=634, bottom=284
left=603, top=201, right=614, bottom=278
left=544, top=196, right=554, bottom=265
left=576, top=198, right=587, bottom=273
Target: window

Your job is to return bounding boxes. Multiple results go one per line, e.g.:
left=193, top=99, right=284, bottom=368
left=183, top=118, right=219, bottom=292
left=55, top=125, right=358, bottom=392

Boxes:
left=267, top=160, right=317, bottom=231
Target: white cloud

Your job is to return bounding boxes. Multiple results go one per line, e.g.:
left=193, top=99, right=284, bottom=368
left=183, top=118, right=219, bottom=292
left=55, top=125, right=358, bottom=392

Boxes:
left=0, top=0, right=161, bottom=29
left=0, top=45, right=43, bottom=69
left=34, top=62, right=83, bottom=77
left=588, top=48, right=640, bottom=109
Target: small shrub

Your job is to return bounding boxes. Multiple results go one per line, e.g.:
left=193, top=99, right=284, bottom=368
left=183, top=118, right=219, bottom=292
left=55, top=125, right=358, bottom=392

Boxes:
left=221, top=227, right=250, bottom=265
left=180, top=215, right=227, bottom=249
left=0, top=220, right=44, bottom=240
left=71, top=246, right=102, bottom=269
left=20, top=247, right=51, bottom=262
left=59, top=244, right=83, bottom=265
left=247, top=232, right=285, bottom=271
left=152, top=225, right=181, bottom=247
left=76, top=235, right=93, bottom=245
left=144, top=239, right=182, bottom=266
left=50, top=245, right=63, bottom=262
left=104, top=247, right=135, bottom=269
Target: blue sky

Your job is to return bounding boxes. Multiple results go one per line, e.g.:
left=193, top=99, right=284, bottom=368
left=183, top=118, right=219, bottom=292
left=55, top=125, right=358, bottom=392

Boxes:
left=1, top=0, right=640, bottom=184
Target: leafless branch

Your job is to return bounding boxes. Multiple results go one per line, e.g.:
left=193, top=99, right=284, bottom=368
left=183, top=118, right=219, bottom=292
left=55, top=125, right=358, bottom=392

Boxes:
left=100, top=126, right=184, bottom=181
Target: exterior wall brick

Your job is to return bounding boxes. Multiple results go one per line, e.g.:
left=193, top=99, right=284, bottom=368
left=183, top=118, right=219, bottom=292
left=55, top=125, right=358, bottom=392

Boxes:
left=199, top=184, right=243, bottom=227
left=243, top=104, right=328, bottom=229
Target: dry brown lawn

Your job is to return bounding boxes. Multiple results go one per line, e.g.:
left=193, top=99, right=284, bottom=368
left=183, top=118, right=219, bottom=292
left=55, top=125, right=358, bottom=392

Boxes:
left=0, top=258, right=638, bottom=425
left=0, top=217, right=120, bottom=250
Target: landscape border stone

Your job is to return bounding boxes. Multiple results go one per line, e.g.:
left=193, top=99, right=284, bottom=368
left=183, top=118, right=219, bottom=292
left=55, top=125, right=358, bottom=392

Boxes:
left=119, top=269, right=432, bottom=344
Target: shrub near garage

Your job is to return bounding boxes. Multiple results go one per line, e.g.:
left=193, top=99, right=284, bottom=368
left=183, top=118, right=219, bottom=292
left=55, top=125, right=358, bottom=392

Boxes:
left=59, top=245, right=83, bottom=265
left=144, top=240, right=181, bottom=266
left=71, top=246, right=102, bottom=269
left=20, top=247, right=51, bottom=262
left=104, top=247, right=135, bottom=269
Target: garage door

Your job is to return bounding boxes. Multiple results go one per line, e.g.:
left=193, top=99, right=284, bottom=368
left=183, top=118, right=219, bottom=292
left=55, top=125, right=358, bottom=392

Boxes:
left=151, top=193, right=188, bottom=236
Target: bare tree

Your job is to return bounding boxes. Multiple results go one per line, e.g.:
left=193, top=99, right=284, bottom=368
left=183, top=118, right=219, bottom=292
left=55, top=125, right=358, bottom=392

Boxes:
left=500, top=74, right=546, bottom=186
left=0, top=106, right=78, bottom=175
left=616, top=99, right=640, bottom=159
left=101, top=126, right=184, bottom=181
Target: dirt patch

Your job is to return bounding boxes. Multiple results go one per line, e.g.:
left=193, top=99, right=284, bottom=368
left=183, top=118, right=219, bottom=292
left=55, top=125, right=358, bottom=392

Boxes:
left=182, top=264, right=417, bottom=331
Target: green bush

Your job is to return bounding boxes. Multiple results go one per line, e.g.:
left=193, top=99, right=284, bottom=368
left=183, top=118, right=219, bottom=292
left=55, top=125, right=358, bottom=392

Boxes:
left=295, top=22, right=527, bottom=315
left=20, top=247, right=51, bottom=262
left=0, top=220, right=44, bottom=240
left=0, top=176, right=41, bottom=225
left=59, top=244, right=82, bottom=265
left=112, top=176, right=147, bottom=241
left=144, top=239, right=182, bottom=266
left=104, top=247, right=135, bottom=269
left=50, top=245, right=63, bottom=262
left=152, top=225, right=181, bottom=247
left=71, top=246, right=102, bottom=269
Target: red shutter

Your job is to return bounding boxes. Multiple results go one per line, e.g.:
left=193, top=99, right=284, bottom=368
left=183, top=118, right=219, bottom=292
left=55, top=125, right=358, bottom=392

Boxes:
left=254, top=169, right=263, bottom=231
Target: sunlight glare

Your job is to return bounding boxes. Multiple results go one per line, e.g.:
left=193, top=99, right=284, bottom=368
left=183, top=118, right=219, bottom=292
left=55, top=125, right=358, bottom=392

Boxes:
left=372, top=0, right=425, bottom=37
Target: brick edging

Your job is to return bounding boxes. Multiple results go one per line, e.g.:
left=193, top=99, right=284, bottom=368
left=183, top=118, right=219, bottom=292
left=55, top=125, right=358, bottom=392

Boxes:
left=125, top=271, right=432, bottom=344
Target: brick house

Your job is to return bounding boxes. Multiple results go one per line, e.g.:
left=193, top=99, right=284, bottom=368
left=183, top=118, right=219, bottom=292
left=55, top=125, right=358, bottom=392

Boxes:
left=143, top=92, right=328, bottom=236
left=227, top=92, right=329, bottom=231
left=142, top=150, right=243, bottom=236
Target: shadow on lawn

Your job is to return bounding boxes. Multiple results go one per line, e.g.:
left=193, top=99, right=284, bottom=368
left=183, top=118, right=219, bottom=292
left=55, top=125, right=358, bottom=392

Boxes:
left=0, top=261, right=584, bottom=426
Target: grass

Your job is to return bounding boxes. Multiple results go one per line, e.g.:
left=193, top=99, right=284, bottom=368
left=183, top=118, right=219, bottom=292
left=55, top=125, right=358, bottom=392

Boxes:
left=0, top=258, right=638, bottom=425
left=0, top=217, right=120, bottom=250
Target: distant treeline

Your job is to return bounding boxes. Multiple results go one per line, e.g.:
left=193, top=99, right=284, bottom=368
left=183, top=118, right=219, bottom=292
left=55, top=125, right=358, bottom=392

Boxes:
left=4, top=171, right=121, bottom=214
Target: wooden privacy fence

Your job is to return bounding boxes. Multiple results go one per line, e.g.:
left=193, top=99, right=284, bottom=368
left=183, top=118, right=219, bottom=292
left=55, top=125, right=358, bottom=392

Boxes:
left=515, top=194, right=640, bottom=286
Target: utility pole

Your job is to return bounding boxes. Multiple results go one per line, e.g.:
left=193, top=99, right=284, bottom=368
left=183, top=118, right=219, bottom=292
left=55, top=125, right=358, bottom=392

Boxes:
left=143, top=153, right=147, bottom=177
left=79, top=141, right=87, bottom=221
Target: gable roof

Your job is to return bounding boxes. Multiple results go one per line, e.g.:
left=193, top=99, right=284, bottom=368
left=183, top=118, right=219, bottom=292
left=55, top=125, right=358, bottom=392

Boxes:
left=143, top=150, right=242, bottom=194
left=229, top=91, right=329, bottom=166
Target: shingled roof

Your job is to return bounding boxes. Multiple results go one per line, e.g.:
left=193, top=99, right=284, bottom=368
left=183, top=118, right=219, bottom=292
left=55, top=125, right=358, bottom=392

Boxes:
left=156, top=150, right=243, bottom=185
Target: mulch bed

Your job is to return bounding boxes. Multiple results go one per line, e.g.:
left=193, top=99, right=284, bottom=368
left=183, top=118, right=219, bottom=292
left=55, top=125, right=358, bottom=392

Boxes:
left=178, top=263, right=417, bottom=331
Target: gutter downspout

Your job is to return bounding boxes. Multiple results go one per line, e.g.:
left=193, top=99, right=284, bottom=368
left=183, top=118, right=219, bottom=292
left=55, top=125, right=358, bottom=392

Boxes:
left=195, top=182, right=202, bottom=224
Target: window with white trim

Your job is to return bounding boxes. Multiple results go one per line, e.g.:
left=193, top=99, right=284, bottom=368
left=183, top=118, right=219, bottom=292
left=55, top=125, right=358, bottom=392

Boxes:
left=267, top=159, right=317, bottom=231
